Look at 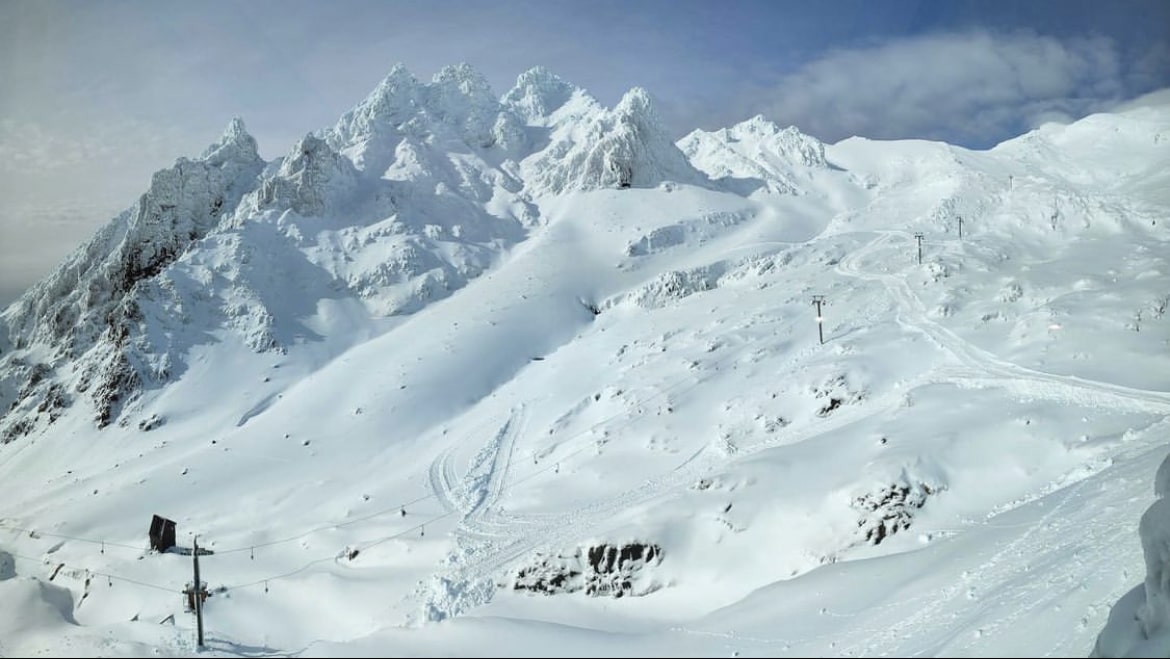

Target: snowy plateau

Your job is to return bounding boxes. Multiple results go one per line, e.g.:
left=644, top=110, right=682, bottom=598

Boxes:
left=1, top=63, right=1169, bottom=657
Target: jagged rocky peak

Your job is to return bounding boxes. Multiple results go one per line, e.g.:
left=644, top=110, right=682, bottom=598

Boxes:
left=735, top=114, right=783, bottom=135
left=614, top=86, right=655, bottom=120
left=327, top=62, right=514, bottom=172
left=201, top=116, right=262, bottom=167
left=0, top=65, right=719, bottom=439
left=337, top=61, right=501, bottom=139
left=430, top=62, right=495, bottom=104
left=726, top=114, right=827, bottom=168
left=519, top=85, right=704, bottom=195
left=257, top=133, right=358, bottom=216
left=502, top=66, right=583, bottom=124
left=676, top=113, right=828, bottom=194
left=426, top=63, right=500, bottom=147
left=0, top=118, right=269, bottom=436
left=337, top=63, right=422, bottom=141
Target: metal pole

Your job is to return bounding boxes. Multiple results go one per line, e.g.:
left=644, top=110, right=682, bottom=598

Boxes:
left=958, top=216, right=963, bottom=239
left=812, top=295, right=825, bottom=345
left=193, top=537, right=204, bottom=649
left=914, top=233, right=924, bottom=265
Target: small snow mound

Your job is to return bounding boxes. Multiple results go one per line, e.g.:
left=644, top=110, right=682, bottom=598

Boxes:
left=419, top=573, right=497, bottom=623
left=0, top=576, right=78, bottom=635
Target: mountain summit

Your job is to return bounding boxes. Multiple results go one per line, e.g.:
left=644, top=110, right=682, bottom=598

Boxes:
left=0, top=64, right=716, bottom=438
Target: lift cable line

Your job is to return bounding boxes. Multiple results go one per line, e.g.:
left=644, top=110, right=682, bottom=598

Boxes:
left=2, top=548, right=178, bottom=593
left=2, top=305, right=811, bottom=597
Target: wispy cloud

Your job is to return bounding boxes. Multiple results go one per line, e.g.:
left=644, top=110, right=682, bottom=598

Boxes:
left=756, top=31, right=1153, bottom=146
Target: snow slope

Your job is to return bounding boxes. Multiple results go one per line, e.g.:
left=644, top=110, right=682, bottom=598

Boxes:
left=1, top=67, right=1168, bottom=657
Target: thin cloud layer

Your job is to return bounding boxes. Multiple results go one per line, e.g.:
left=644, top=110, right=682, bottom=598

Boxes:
left=760, top=31, right=1154, bottom=145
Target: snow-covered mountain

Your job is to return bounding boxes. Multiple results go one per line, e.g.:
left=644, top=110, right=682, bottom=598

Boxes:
left=0, top=64, right=704, bottom=441
left=0, top=65, right=1168, bottom=657
left=679, top=114, right=829, bottom=194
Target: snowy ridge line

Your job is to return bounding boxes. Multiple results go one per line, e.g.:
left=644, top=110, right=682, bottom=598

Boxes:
left=1, top=546, right=177, bottom=593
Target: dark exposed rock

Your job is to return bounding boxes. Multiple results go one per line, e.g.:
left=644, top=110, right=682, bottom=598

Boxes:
left=512, top=541, right=663, bottom=598
left=853, top=480, right=942, bottom=545
left=812, top=374, right=866, bottom=417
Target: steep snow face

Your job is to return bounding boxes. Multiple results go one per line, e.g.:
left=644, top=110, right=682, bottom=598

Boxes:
left=521, top=87, right=707, bottom=195
left=678, top=115, right=828, bottom=194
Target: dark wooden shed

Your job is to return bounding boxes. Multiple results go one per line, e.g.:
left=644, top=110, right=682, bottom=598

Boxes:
left=149, top=515, right=176, bottom=552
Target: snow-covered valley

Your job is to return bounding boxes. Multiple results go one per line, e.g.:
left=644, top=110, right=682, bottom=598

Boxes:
left=1, top=65, right=1168, bottom=657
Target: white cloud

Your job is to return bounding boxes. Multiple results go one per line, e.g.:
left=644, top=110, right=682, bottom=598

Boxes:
left=759, top=31, right=1130, bottom=145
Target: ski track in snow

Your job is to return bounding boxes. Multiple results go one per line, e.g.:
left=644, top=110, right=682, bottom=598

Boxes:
left=412, top=225, right=1170, bottom=627
left=838, top=231, right=1170, bottom=415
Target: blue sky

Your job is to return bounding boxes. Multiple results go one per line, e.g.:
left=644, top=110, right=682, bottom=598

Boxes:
left=1, top=0, right=1168, bottom=305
